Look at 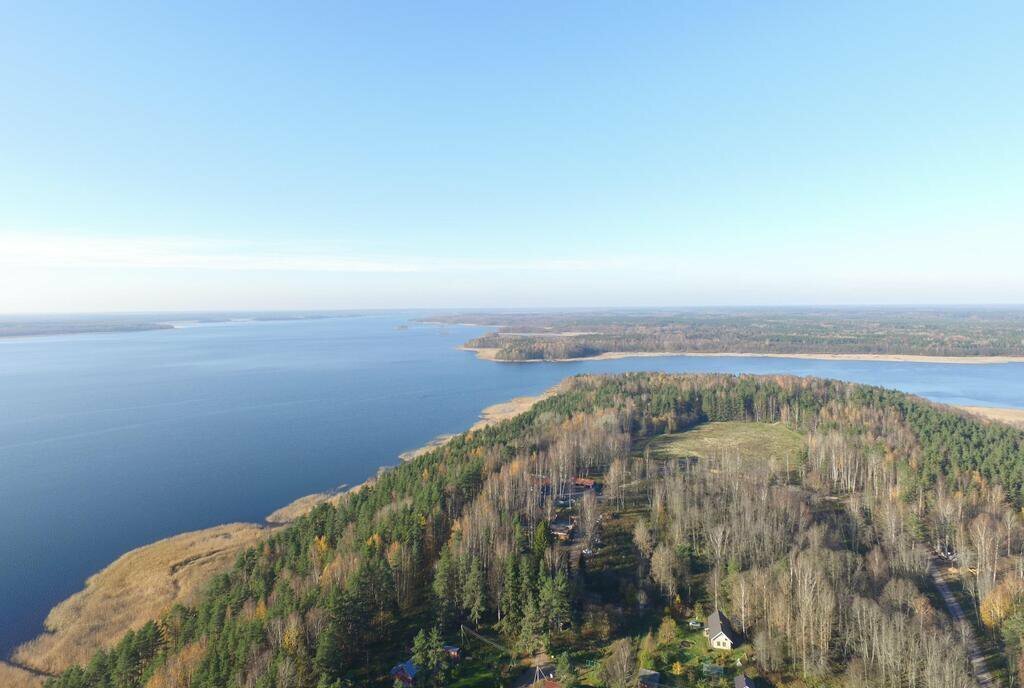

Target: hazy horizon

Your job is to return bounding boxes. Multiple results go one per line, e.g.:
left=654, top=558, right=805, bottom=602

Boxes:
left=5, top=303, right=1024, bottom=318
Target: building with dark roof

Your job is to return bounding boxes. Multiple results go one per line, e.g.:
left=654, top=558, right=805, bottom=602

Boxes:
left=735, top=674, right=755, bottom=688
left=705, top=609, right=738, bottom=650
left=389, top=659, right=419, bottom=685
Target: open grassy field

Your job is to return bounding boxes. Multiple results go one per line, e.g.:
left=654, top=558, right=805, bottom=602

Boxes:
left=639, top=421, right=805, bottom=466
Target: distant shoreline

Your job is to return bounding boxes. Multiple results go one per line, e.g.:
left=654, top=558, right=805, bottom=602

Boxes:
left=0, top=313, right=350, bottom=340
left=461, top=345, right=1024, bottom=366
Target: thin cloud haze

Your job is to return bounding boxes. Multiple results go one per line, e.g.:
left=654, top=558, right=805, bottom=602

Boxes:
left=0, top=233, right=640, bottom=274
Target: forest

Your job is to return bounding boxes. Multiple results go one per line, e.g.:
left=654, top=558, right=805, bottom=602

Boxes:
left=424, top=308, right=1024, bottom=360
left=43, top=372, right=1024, bottom=687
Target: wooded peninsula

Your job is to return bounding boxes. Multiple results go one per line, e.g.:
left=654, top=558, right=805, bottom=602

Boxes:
left=36, top=372, right=1024, bottom=687
left=426, top=308, right=1024, bottom=362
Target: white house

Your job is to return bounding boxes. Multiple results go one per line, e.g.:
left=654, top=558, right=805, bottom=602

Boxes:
left=704, top=610, right=738, bottom=650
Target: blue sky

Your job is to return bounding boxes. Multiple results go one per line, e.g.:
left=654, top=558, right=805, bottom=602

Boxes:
left=1, top=2, right=1022, bottom=311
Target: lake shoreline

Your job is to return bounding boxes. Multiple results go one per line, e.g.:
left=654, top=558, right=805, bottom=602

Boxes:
left=960, top=405, right=1024, bottom=427
left=4, top=375, right=1021, bottom=688
left=3, top=385, right=559, bottom=686
left=461, top=345, right=1024, bottom=365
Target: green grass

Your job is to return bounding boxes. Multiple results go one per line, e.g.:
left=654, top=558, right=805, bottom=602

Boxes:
left=638, top=421, right=805, bottom=466
left=445, top=637, right=515, bottom=687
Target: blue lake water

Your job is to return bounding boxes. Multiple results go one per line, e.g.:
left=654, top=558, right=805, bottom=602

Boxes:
left=2, top=312, right=1024, bottom=656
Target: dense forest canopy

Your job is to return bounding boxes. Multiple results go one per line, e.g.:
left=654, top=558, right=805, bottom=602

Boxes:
left=45, top=373, right=1024, bottom=687
left=425, top=308, right=1024, bottom=360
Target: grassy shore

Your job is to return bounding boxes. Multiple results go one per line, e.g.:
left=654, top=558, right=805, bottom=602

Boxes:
left=0, top=660, right=45, bottom=688
left=8, top=385, right=562, bottom=682
left=960, top=406, right=1024, bottom=427
left=12, top=524, right=270, bottom=677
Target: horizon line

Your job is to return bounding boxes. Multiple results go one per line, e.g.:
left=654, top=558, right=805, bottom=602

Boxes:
left=4, top=303, right=1024, bottom=318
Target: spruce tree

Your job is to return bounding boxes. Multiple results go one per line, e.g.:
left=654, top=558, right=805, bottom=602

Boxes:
left=432, top=548, right=458, bottom=628
left=498, top=555, right=521, bottom=630
left=518, top=591, right=546, bottom=655
left=463, top=556, right=486, bottom=625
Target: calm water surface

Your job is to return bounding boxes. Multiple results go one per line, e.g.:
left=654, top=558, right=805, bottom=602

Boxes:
left=2, top=312, right=1024, bottom=655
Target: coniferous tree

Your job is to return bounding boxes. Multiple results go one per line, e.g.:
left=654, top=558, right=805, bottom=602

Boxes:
left=314, top=587, right=348, bottom=680
left=411, top=628, right=431, bottom=672
left=518, top=591, right=546, bottom=655
left=498, top=555, right=521, bottom=631
left=432, top=547, right=458, bottom=628
left=463, top=556, right=486, bottom=625
left=427, top=627, right=449, bottom=686
left=556, top=652, right=579, bottom=688
left=548, top=569, right=571, bottom=631
left=533, top=520, right=551, bottom=561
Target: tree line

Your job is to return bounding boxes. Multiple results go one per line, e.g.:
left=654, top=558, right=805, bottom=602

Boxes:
left=438, top=308, right=1024, bottom=360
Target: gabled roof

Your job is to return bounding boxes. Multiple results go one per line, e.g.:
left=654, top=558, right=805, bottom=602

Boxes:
left=735, top=675, right=755, bottom=688
left=708, top=610, right=736, bottom=642
left=389, top=659, right=419, bottom=678
left=550, top=516, right=574, bottom=533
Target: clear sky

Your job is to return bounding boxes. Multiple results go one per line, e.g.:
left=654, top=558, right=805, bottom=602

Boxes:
left=1, top=2, right=1022, bottom=312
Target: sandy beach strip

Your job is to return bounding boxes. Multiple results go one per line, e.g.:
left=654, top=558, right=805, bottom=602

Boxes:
left=461, top=346, right=1024, bottom=365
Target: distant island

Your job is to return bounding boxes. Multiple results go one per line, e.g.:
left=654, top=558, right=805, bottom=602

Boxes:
left=0, top=320, right=175, bottom=338
left=0, top=312, right=356, bottom=339
left=426, top=307, right=1024, bottom=362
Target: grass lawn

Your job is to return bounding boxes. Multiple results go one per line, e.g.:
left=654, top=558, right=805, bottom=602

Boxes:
left=445, top=636, right=515, bottom=687
left=658, top=623, right=749, bottom=684
left=638, top=421, right=805, bottom=468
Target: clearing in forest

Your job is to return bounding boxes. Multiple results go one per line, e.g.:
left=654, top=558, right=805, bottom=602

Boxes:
left=640, top=421, right=805, bottom=465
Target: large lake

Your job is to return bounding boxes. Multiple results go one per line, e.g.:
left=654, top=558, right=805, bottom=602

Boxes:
left=3, top=312, right=1024, bottom=655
